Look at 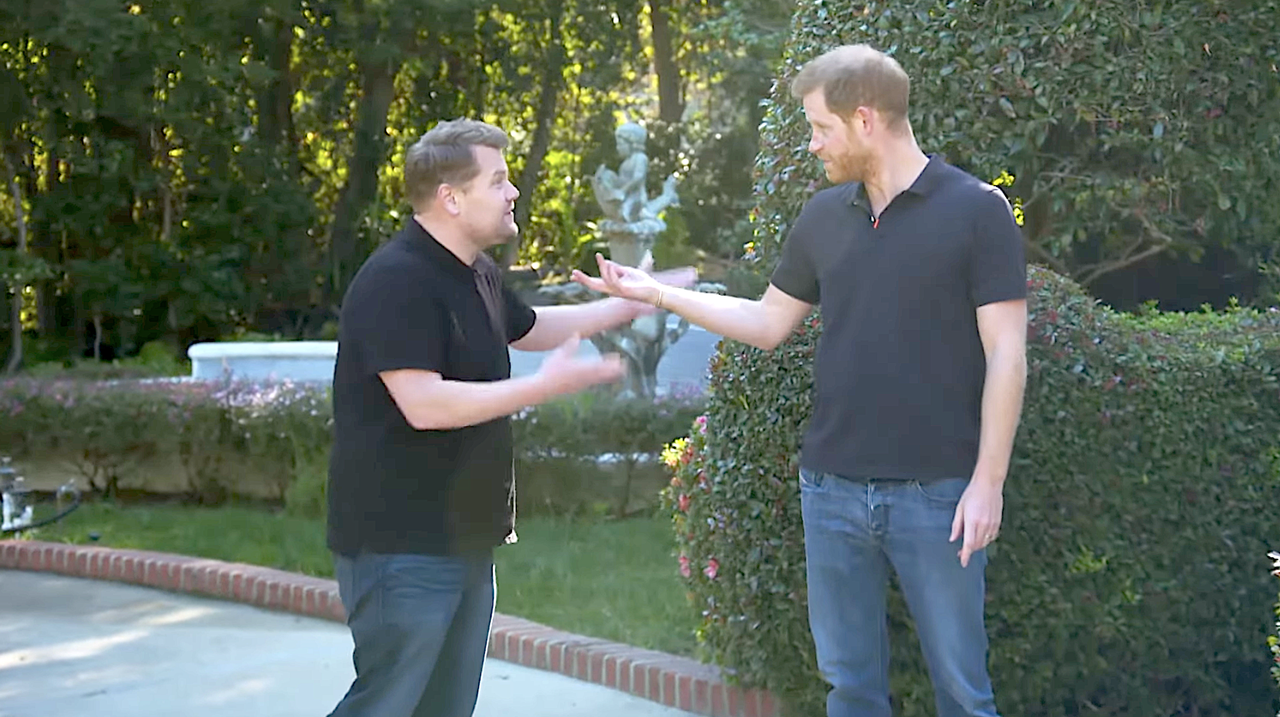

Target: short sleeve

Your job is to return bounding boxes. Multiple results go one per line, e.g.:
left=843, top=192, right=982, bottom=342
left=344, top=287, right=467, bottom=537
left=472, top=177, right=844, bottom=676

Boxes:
left=769, top=204, right=821, bottom=305
left=345, top=270, right=449, bottom=376
left=503, top=284, right=537, bottom=343
left=968, top=186, right=1027, bottom=307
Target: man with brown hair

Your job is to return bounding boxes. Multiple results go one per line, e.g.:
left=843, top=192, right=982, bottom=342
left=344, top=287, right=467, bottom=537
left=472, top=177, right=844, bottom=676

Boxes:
left=324, top=118, right=692, bottom=717
left=574, top=44, right=1027, bottom=717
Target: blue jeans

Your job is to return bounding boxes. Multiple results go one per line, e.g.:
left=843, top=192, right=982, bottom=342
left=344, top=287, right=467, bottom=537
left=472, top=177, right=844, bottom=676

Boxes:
left=799, top=469, right=998, bottom=717
left=327, top=550, right=496, bottom=717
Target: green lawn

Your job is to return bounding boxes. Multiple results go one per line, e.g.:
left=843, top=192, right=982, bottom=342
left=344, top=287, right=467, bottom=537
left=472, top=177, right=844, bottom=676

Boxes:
left=28, top=501, right=699, bottom=657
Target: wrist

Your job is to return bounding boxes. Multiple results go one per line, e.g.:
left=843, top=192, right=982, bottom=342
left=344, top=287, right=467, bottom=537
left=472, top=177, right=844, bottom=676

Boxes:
left=612, top=295, right=645, bottom=320
left=647, top=286, right=665, bottom=308
left=971, top=462, right=1007, bottom=488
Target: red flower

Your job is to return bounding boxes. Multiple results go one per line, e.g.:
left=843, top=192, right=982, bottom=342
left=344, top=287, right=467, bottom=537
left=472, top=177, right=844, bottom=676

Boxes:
left=704, top=558, right=719, bottom=580
left=678, top=555, right=692, bottom=578
left=678, top=494, right=691, bottom=512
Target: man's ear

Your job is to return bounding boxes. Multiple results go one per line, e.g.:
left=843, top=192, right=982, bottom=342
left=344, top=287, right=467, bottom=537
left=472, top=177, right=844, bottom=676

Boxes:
left=437, top=182, right=462, bottom=216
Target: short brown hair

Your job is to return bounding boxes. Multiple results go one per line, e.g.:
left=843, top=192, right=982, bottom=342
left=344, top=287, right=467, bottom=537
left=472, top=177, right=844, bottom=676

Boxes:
left=790, top=45, right=911, bottom=130
left=405, top=119, right=510, bottom=209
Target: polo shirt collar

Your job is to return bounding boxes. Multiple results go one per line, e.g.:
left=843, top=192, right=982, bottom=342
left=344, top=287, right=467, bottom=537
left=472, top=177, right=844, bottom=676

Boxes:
left=403, top=217, right=480, bottom=281
left=848, top=153, right=946, bottom=210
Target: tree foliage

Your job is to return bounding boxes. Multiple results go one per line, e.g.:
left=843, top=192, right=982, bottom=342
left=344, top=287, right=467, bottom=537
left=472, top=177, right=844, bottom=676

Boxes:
left=0, top=0, right=791, bottom=369
left=750, top=0, right=1280, bottom=295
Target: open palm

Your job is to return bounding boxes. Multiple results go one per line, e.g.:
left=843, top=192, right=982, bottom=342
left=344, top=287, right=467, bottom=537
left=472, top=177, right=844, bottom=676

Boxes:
left=570, top=252, right=694, bottom=304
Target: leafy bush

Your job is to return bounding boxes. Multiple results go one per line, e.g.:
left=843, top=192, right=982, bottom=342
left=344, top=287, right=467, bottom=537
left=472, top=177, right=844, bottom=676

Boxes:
left=0, top=377, right=703, bottom=517
left=513, top=387, right=705, bottom=517
left=1271, top=551, right=1280, bottom=712
left=0, top=377, right=332, bottom=505
left=663, top=266, right=1280, bottom=716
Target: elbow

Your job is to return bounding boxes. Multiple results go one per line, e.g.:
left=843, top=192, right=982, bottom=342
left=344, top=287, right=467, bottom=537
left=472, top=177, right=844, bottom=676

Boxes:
left=399, top=403, right=458, bottom=431
left=752, top=327, right=790, bottom=352
left=987, top=346, right=1028, bottom=379
left=404, top=409, right=442, bottom=431
left=752, top=335, right=782, bottom=351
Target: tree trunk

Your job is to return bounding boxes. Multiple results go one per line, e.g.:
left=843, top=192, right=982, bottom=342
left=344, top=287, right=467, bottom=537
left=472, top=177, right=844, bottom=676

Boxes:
left=648, top=0, right=683, bottom=124
left=327, top=57, right=399, bottom=303
left=91, top=312, right=103, bottom=362
left=3, top=148, right=26, bottom=374
left=505, top=3, right=565, bottom=269
left=256, top=16, right=296, bottom=151
left=36, top=140, right=56, bottom=337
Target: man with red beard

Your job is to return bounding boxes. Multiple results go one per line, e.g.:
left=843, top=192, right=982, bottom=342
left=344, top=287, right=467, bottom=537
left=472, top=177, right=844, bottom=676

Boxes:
left=573, top=45, right=1027, bottom=717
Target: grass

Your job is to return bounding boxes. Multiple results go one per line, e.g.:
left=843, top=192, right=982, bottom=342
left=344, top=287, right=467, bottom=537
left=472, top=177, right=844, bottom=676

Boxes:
left=26, top=500, right=700, bottom=657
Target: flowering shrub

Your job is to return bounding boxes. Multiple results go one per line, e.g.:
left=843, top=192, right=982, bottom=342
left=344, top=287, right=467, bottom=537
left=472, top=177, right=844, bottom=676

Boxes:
left=0, top=376, right=333, bottom=505
left=1271, top=551, right=1280, bottom=713
left=1, top=376, right=703, bottom=516
left=663, top=266, right=1280, bottom=716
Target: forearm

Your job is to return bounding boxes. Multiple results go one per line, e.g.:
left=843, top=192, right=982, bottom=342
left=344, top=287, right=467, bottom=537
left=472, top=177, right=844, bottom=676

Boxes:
left=403, top=374, right=557, bottom=431
left=972, top=349, right=1027, bottom=487
left=518, top=299, right=637, bottom=351
left=653, top=286, right=788, bottom=350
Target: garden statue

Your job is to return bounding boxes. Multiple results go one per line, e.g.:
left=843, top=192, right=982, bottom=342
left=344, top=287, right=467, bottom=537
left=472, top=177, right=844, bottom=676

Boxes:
left=0, top=456, right=32, bottom=531
left=541, top=120, right=722, bottom=399
left=589, top=122, right=680, bottom=267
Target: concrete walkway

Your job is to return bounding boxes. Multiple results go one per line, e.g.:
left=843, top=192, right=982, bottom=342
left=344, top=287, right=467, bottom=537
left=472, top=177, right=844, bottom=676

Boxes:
left=0, top=570, right=699, bottom=717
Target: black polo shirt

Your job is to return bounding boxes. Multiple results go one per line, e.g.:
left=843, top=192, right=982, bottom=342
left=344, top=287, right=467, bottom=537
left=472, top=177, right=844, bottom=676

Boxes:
left=326, top=219, right=537, bottom=557
left=770, top=155, right=1026, bottom=480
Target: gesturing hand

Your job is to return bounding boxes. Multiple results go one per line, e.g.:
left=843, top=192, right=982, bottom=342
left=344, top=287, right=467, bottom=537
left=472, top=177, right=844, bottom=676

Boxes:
left=536, top=333, right=626, bottom=394
left=570, top=252, right=696, bottom=306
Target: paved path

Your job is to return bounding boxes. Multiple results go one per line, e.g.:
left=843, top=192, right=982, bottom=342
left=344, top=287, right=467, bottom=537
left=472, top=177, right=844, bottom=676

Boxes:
left=0, top=571, right=699, bottom=717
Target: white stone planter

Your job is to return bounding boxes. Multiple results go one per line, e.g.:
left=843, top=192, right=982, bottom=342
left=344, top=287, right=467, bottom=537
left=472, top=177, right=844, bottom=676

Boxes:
left=187, top=341, right=338, bottom=383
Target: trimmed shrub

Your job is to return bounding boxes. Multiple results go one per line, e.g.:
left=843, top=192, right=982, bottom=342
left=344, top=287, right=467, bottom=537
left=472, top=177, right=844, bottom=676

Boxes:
left=0, top=378, right=332, bottom=505
left=0, top=377, right=703, bottom=516
left=663, top=266, right=1280, bottom=716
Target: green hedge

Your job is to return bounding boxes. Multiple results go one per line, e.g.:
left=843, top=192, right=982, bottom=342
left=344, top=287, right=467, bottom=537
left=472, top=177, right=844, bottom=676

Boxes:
left=662, top=266, right=1280, bottom=716
left=0, top=377, right=703, bottom=517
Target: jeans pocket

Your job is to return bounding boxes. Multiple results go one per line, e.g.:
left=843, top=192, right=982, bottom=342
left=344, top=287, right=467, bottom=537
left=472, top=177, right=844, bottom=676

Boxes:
left=798, top=467, right=826, bottom=489
left=913, top=476, right=969, bottom=504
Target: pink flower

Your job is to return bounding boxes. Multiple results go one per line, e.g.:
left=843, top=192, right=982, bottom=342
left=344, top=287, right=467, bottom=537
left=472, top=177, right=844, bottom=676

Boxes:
left=695, top=415, right=707, bottom=434
left=678, top=555, right=692, bottom=578
left=678, top=494, right=691, bottom=512
left=704, top=558, right=719, bottom=580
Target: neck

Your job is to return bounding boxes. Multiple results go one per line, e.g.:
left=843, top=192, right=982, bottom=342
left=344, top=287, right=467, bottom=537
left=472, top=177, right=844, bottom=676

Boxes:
left=413, top=213, right=479, bottom=265
left=861, top=135, right=929, bottom=216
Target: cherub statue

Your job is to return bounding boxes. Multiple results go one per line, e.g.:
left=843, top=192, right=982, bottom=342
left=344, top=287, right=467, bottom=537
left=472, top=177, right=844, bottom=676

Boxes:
left=591, top=122, right=678, bottom=232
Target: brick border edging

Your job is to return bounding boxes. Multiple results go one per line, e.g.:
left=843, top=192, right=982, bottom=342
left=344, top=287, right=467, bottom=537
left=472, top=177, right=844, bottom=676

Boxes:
left=0, top=540, right=779, bottom=717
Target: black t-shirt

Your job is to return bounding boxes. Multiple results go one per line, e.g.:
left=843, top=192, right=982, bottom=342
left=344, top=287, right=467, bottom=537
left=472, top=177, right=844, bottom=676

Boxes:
left=326, top=219, right=537, bottom=557
left=770, top=155, right=1026, bottom=480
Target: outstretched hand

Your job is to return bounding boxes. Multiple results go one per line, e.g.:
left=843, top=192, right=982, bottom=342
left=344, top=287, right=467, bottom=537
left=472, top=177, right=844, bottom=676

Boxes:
left=571, top=252, right=697, bottom=306
left=536, top=333, right=626, bottom=394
